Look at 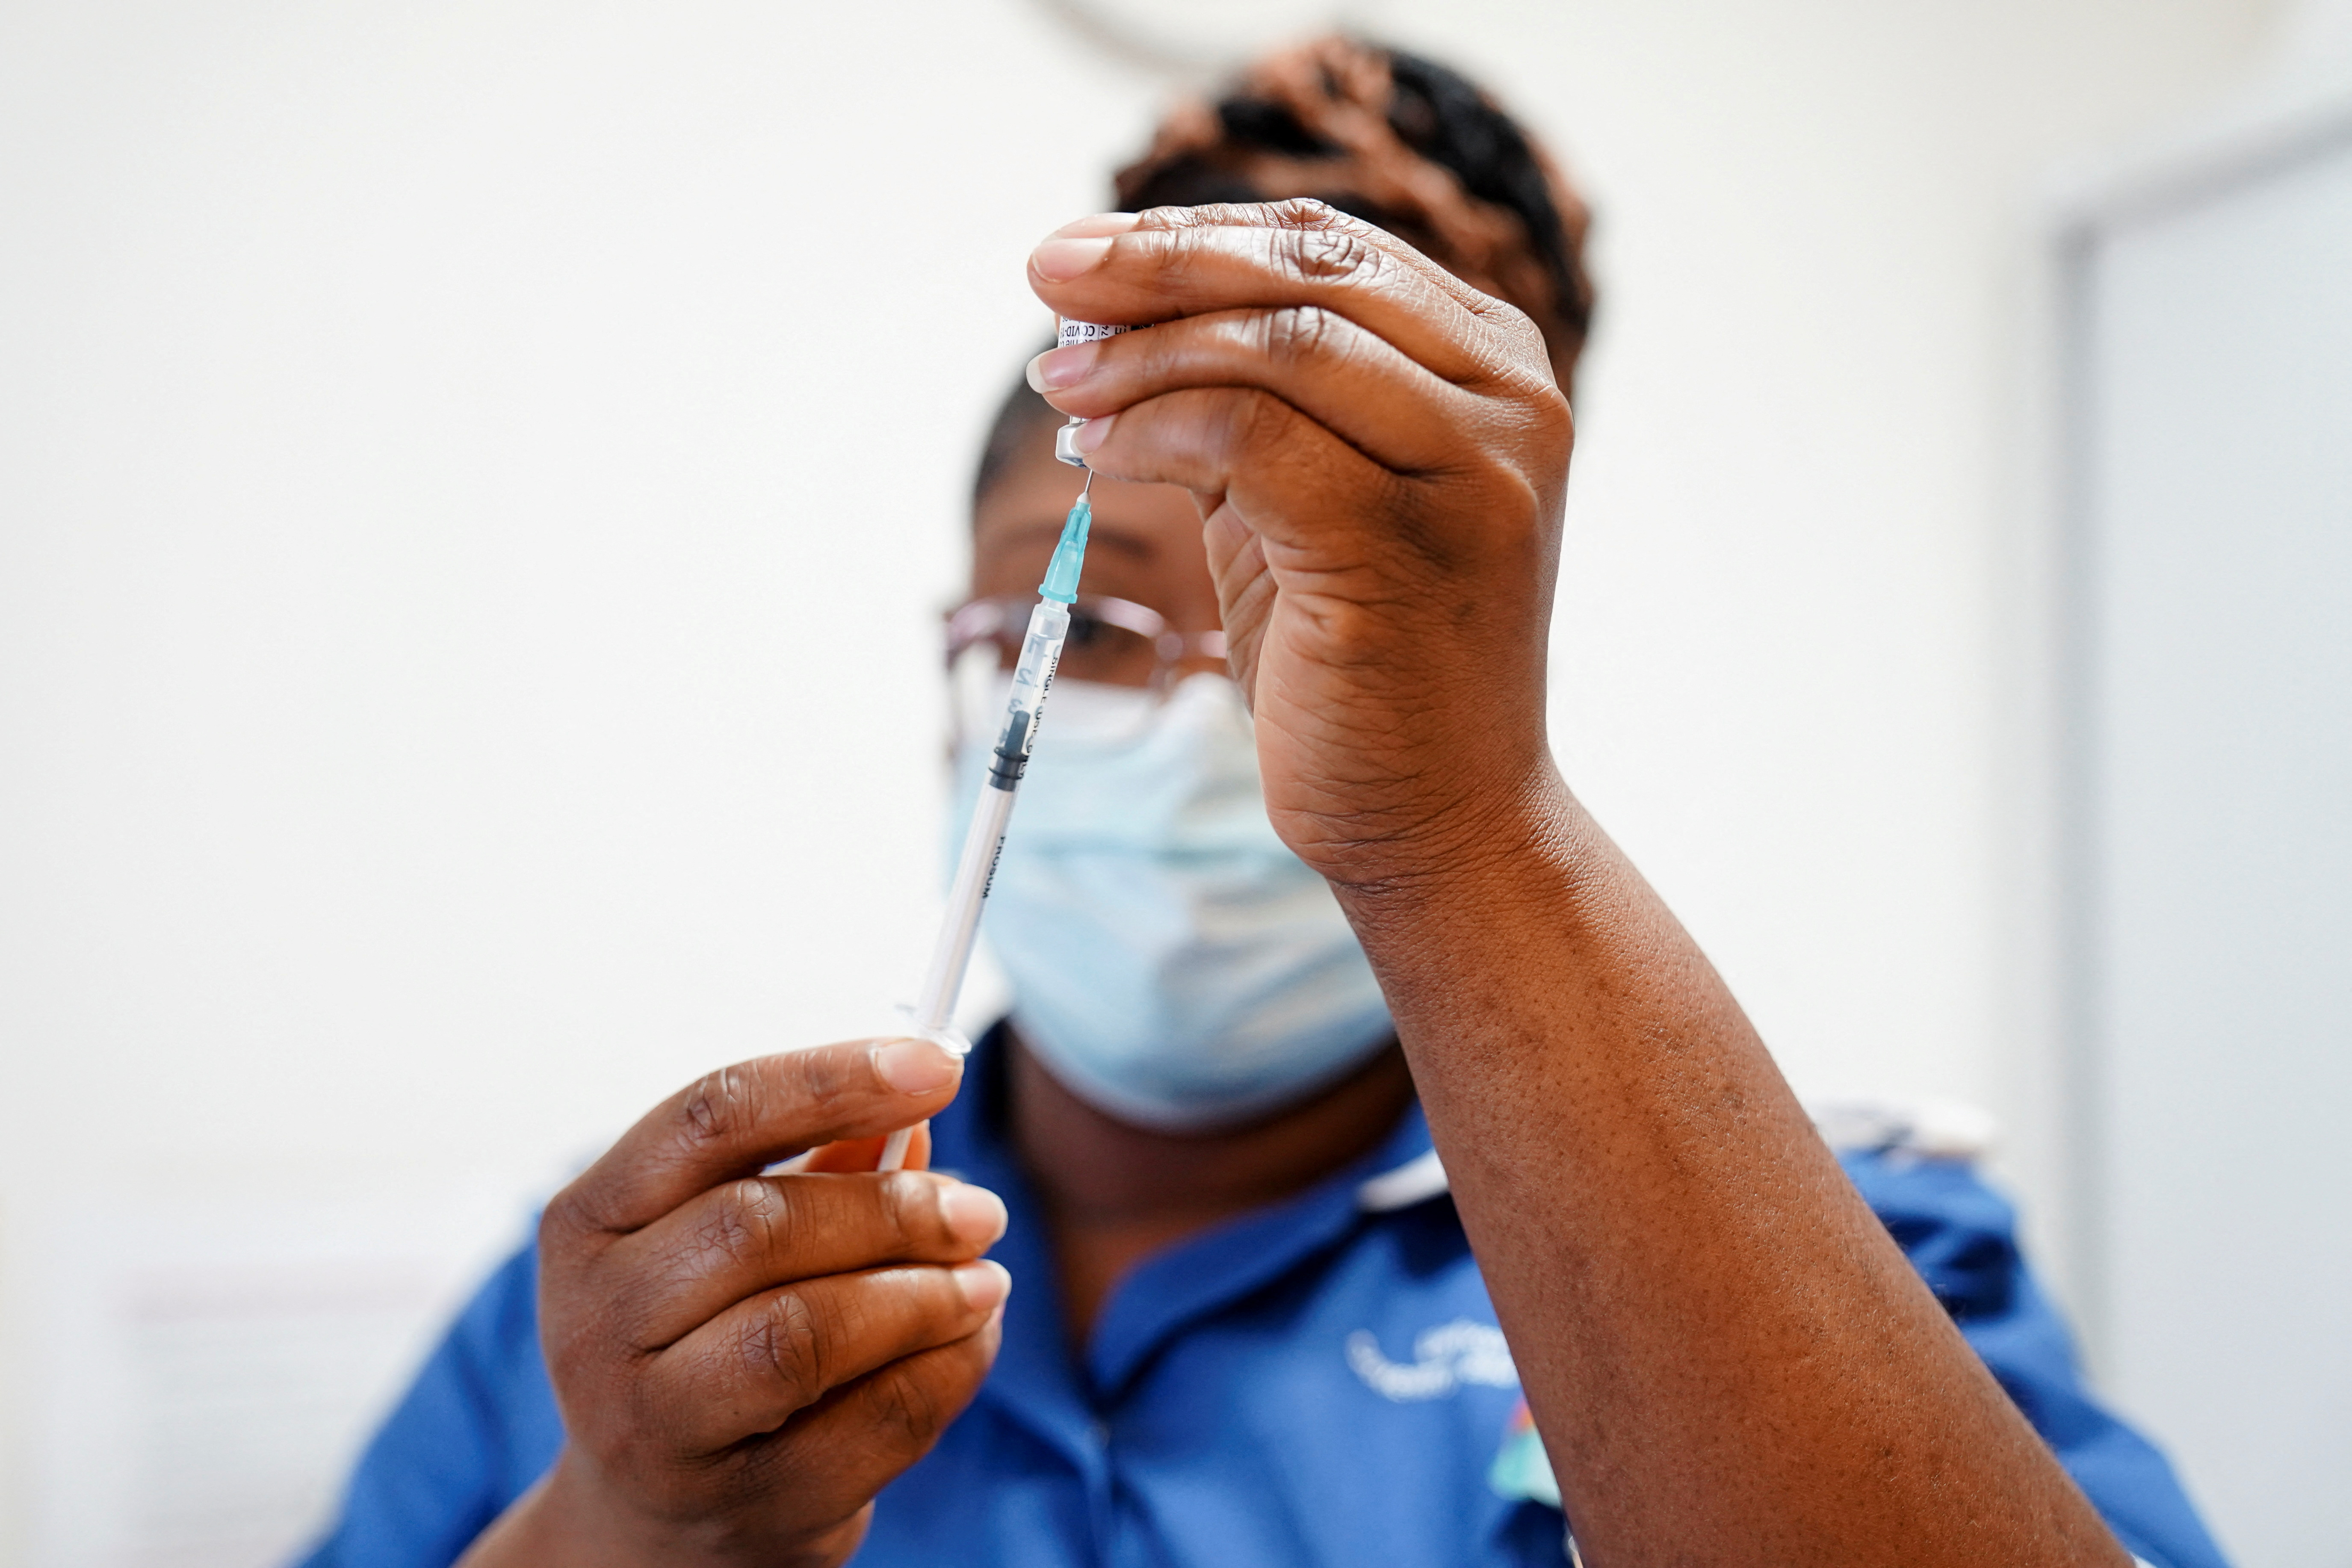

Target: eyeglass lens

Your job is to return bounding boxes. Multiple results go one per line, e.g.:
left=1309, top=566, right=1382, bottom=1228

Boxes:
left=1057, top=608, right=1159, bottom=688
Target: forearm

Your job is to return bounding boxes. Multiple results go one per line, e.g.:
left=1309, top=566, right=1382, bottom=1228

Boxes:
left=1337, top=769, right=2126, bottom=1568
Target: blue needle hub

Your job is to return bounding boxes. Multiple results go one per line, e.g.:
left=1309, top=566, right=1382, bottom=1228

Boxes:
left=1039, top=494, right=1093, bottom=604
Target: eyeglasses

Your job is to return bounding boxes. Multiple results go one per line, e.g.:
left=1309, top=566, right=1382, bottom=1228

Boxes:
left=945, top=594, right=1228, bottom=690
left=945, top=594, right=1230, bottom=747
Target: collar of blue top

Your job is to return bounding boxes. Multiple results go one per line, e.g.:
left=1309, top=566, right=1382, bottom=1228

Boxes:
left=928, top=1022, right=1449, bottom=1408
left=926, top=1022, right=2007, bottom=1405
left=920, top=1026, right=2038, bottom=1547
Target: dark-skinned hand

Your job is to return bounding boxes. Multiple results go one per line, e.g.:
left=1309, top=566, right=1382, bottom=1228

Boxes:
left=1025, top=199, right=1574, bottom=890
left=455, top=1037, right=1008, bottom=1568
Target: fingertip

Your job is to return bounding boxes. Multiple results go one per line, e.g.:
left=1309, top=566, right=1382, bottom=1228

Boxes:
left=938, top=1181, right=1009, bottom=1248
left=873, top=1036, right=963, bottom=1096
left=953, top=1258, right=1012, bottom=1314
left=1031, top=235, right=1115, bottom=283
left=1029, top=343, right=1097, bottom=394
left=1047, top=211, right=1141, bottom=240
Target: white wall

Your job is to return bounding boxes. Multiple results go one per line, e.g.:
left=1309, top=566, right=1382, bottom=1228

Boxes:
left=2068, top=118, right=2352, bottom=1564
left=0, top=1, right=2284, bottom=1561
left=2050, top=16, right=2352, bottom=1555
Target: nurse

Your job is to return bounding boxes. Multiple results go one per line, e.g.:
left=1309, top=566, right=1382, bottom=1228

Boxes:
left=302, top=38, right=2225, bottom=1568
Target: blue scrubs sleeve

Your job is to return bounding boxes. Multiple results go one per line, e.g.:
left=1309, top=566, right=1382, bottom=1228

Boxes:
left=291, top=1239, right=564, bottom=1568
left=1845, top=1151, right=2229, bottom=1568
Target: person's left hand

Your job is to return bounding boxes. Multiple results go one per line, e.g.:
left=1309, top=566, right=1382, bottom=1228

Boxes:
left=1025, top=201, right=1574, bottom=892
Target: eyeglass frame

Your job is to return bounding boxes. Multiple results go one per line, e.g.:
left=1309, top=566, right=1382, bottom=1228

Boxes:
left=943, top=594, right=1230, bottom=693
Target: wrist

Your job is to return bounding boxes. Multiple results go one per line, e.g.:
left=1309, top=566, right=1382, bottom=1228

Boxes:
left=461, top=1451, right=865, bottom=1568
left=1314, top=764, right=1620, bottom=1007
left=459, top=1456, right=665, bottom=1568
left=1287, top=744, right=1580, bottom=901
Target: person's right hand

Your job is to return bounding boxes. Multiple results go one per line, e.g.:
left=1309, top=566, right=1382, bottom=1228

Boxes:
left=457, top=1037, right=1010, bottom=1568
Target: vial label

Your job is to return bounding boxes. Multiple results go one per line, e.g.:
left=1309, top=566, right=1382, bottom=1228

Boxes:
left=1058, top=319, right=1132, bottom=348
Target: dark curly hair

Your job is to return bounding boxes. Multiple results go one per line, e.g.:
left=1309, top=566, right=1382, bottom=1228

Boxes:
left=977, top=35, right=1594, bottom=506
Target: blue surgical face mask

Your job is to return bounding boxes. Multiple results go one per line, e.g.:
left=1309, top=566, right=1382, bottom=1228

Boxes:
left=948, top=672, right=1395, bottom=1131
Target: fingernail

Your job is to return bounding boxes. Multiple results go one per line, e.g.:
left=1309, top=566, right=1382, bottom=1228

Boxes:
left=1048, top=212, right=1141, bottom=239
left=939, top=1182, right=1008, bottom=1246
left=874, top=1037, right=961, bottom=1095
left=954, top=1259, right=1012, bottom=1313
left=1072, top=413, right=1115, bottom=455
left=1031, top=236, right=1114, bottom=282
left=1025, top=343, right=1098, bottom=394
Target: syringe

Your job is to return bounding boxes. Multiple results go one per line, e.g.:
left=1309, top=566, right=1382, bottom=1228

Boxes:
left=878, top=325, right=1121, bottom=1171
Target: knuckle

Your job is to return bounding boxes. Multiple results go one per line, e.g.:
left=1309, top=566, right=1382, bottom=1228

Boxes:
left=860, top=1361, right=951, bottom=1451
left=783, top=1044, right=865, bottom=1122
left=746, top=1289, right=827, bottom=1412
left=1533, top=384, right=1575, bottom=445
left=883, top=1172, right=943, bottom=1249
left=542, top=1176, right=632, bottom=1245
left=1258, top=305, right=1341, bottom=369
left=1226, top=389, right=1291, bottom=456
left=704, top=1177, right=790, bottom=1265
left=1269, top=195, right=1345, bottom=230
left=1285, top=224, right=1383, bottom=286
left=1465, top=298, right=1558, bottom=394
left=540, top=1181, right=596, bottom=1242
left=1155, top=223, right=1216, bottom=294
left=1498, top=303, right=1549, bottom=362
left=675, top=1064, right=755, bottom=1151
left=1480, top=294, right=1538, bottom=340
left=1139, top=200, right=1214, bottom=230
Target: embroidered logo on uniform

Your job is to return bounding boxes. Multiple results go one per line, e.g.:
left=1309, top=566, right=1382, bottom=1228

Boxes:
left=1345, top=1319, right=1519, bottom=1401
left=1489, top=1397, right=1563, bottom=1507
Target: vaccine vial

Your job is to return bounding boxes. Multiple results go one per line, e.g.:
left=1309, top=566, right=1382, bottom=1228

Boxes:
left=1055, top=319, right=1132, bottom=467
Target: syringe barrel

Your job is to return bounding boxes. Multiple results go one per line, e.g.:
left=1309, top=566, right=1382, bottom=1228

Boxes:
left=991, top=598, right=1069, bottom=786
left=908, top=596, right=1070, bottom=1038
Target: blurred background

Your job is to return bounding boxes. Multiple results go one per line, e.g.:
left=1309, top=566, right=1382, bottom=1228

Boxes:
left=2, top=0, right=2346, bottom=1563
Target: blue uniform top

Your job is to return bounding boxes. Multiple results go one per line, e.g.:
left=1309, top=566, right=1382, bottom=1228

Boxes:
left=297, top=1032, right=2226, bottom=1568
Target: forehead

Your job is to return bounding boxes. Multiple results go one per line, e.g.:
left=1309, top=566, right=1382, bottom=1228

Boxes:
left=971, top=436, right=1209, bottom=609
